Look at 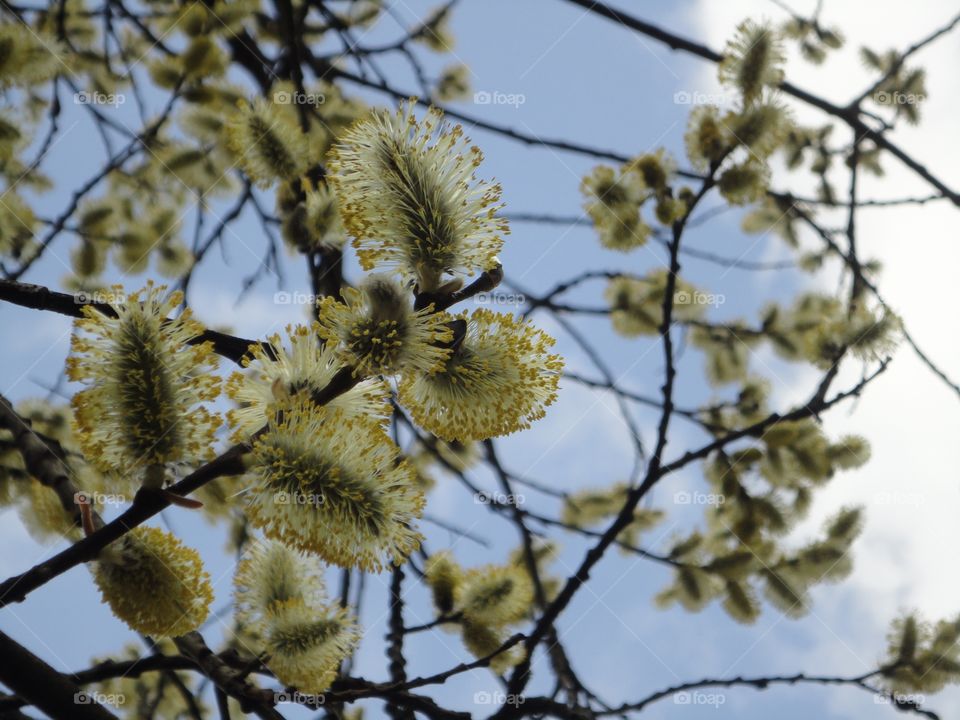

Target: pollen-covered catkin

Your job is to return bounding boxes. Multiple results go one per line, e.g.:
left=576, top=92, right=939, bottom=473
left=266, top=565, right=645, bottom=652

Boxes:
left=328, top=102, right=507, bottom=291
left=93, top=526, right=213, bottom=637
left=66, top=283, right=220, bottom=477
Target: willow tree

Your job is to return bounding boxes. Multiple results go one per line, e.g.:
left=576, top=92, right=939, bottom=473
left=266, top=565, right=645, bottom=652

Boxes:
left=0, top=1, right=957, bottom=718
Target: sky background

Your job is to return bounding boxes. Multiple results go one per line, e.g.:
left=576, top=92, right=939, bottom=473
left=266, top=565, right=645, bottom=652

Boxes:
left=1, top=0, right=959, bottom=718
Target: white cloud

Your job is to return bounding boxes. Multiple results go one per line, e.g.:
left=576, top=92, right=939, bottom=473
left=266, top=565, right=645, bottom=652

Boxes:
left=692, top=0, right=960, bottom=706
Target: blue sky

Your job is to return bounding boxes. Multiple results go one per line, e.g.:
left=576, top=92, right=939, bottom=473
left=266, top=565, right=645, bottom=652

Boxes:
left=2, top=0, right=959, bottom=718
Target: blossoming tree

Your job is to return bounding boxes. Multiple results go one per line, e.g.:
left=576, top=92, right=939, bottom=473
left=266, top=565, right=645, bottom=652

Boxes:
left=0, top=1, right=958, bottom=718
